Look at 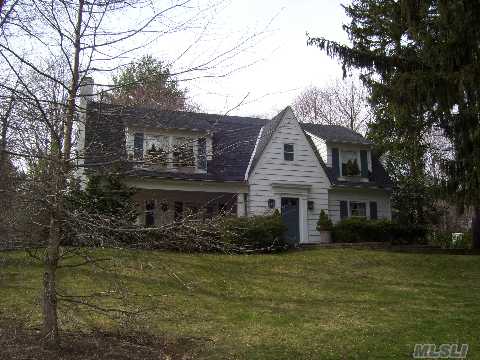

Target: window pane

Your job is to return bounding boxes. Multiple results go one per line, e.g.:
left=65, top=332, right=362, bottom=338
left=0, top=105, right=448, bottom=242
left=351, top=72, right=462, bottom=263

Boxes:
left=145, top=200, right=155, bottom=226
left=350, top=202, right=366, bottom=217
left=145, top=200, right=155, bottom=211
left=174, top=201, right=183, bottom=220
left=342, top=150, right=360, bottom=176
left=173, top=137, right=195, bottom=167
left=284, top=143, right=294, bottom=161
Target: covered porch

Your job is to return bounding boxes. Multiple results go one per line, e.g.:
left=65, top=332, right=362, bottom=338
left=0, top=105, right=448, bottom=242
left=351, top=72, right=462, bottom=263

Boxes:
left=123, top=178, right=248, bottom=226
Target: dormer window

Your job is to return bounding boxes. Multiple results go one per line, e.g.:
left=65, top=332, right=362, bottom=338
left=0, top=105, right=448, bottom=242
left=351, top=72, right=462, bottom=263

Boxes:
left=128, top=130, right=210, bottom=172
left=341, top=150, right=360, bottom=177
left=173, top=137, right=195, bottom=167
left=284, top=144, right=294, bottom=161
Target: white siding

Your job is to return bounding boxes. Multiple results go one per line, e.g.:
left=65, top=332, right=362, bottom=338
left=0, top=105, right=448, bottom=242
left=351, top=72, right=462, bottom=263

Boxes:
left=328, top=188, right=392, bottom=223
left=305, top=131, right=328, bottom=163
left=248, top=108, right=331, bottom=243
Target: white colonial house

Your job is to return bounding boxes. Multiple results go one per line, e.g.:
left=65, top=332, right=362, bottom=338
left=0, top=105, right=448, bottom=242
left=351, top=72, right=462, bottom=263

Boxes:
left=77, top=81, right=392, bottom=245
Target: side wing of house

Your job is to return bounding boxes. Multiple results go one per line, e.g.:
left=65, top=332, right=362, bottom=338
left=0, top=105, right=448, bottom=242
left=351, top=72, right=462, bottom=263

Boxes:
left=328, top=188, right=392, bottom=223
left=247, top=107, right=331, bottom=244
left=302, top=124, right=393, bottom=224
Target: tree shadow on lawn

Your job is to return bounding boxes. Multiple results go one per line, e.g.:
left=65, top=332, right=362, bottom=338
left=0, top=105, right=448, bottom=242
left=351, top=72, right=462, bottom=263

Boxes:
left=0, top=317, right=209, bottom=360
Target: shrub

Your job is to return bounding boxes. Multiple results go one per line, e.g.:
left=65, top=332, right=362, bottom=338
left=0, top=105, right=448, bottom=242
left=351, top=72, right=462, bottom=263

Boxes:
left=332, top=218, right=428, bottom=244
left=316, top=210, right=333, bottom=231
left=429, top=231, right=472, bottom=249
left=220, top=210, right=288, bottom=250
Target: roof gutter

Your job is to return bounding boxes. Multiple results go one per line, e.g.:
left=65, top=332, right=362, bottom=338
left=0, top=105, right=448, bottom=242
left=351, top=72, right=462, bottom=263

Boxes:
left=244, top=126, right=264, bottom=181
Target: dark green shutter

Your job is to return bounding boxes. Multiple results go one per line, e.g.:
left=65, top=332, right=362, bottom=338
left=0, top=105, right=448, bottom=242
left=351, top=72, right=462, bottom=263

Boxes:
left=370, top=201, right=378, bottom=219
left=197, top=137, right=207, bottom=170
left=340, top=201, right=348, bottom=220
left=134, top=132, right=144, bottom=160
left=332, top=148, right=340, bottom=178
left=360, top=150, right=368, bottom=177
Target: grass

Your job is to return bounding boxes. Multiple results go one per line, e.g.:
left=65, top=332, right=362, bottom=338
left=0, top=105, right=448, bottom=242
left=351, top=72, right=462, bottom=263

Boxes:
left=1, top=248, right=480, bottom=359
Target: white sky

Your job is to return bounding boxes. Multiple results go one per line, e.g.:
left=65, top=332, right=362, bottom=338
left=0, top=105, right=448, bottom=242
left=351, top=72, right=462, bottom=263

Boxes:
left=142, top=0, right=351, bottom=118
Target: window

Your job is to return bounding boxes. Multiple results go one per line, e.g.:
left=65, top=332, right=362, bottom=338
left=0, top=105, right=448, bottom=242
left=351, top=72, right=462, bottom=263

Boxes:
left=160, top=202, right=169, bottom=212
left=173, top=137, right=195, bottom=167
left=341, top=150, right=360, bottom=176
left=350, top=202, right=366, bottom=218
left=144, top=135, right=169, bottom=166
left=284, top=143, right=294, bottom=161
left=174, top=201, right=183, bottom=221
left=218, top=203, right=226, bottom=214
left=145, top=200, right=155, bottom=226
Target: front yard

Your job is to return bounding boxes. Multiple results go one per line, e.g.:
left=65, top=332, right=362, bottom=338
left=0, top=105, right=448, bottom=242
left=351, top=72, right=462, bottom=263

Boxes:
left=1, top=248, right=479, bottom=359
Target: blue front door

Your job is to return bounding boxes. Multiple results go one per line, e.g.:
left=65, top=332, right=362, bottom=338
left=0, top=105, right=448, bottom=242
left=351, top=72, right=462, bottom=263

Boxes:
left=281, top=197, right=300, bottom=245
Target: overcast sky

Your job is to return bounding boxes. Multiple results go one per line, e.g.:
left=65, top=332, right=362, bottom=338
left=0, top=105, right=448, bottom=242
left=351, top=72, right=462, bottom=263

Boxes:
left=146, top=0, right=351, bottom=118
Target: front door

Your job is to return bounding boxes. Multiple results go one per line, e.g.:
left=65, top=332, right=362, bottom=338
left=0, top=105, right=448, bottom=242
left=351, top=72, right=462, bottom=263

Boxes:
left=281, top=197, right=300, bottom=245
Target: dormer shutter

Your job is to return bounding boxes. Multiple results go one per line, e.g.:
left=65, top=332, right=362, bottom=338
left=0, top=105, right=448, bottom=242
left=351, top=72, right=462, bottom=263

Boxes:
left=134, top=132, right=144, bottom=160
left=360, top=150, right=368, bottom=178
left=332, top=148, right=340, bottom=178
left=370, top=201, right=378, bottom=219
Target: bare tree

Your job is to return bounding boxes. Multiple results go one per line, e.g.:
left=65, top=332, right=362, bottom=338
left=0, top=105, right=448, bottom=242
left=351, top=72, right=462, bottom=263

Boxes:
left=0, top=0, right=269, bottom=348
left=293, top=77, right=372, bottom=134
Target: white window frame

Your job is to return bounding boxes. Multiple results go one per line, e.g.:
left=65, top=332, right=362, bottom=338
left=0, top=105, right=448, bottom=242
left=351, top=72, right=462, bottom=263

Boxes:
left=349, top=201, right=367, bottom=218
left=340, top=149, right=361, bottom=177
left=128, top=130, right=210, bottom=172
left=284, top=143, right=294, bottom=161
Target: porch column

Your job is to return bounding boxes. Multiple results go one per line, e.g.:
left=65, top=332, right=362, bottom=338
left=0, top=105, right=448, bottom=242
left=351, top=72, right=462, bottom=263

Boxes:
left=236, top=193, right=246, bottom=217
left=299, top=197, right=309, bottom=244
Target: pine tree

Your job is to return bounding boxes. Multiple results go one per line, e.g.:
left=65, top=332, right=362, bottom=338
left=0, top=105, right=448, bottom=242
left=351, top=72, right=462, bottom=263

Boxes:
left=308, top=0, right=480, bottom=247
left=110, top=55, right=190, bottom=111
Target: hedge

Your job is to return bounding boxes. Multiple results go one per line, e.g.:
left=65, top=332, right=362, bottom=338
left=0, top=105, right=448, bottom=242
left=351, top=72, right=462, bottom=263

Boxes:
left=220, top=210, right=288, bottom=250
left=332, top=218, right=428, bottom=244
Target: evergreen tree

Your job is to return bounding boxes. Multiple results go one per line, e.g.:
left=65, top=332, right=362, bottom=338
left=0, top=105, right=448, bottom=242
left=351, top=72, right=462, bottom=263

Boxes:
left=110, top=55, right=191, bottom=111
left=308, top=0, right=480, bottom=247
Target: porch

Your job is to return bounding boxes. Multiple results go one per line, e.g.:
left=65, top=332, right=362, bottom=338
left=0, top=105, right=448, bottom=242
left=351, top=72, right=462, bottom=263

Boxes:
left=123, top=178, right=248, bottom=226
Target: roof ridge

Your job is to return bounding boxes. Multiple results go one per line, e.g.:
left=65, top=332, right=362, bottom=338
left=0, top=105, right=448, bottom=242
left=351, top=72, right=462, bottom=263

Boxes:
left=88, top=100, right=268, bottom=122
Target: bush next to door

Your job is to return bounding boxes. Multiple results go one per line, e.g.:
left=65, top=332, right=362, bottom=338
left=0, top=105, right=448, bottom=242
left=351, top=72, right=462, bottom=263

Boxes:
left=220, top=210, right=288, bottom=251
left=316, top=210, right=333, bottom=231
left=332, top=218, right=428, bottom=244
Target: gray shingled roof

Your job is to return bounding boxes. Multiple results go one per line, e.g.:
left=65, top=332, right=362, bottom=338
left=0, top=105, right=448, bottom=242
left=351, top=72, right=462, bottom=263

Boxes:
left=247, top=107, right=289, bottom=176
left=84, top=101, right=267, bottom=182
left=301, top=123, right=373, bottom=145
left=84, top=102, right=391, bottom=188
left=304, top=132, right=392, bottom=190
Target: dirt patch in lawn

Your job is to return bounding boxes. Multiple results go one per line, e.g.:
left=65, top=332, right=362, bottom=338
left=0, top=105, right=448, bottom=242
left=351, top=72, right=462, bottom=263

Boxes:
left=0, top=319, right=206, bottom=360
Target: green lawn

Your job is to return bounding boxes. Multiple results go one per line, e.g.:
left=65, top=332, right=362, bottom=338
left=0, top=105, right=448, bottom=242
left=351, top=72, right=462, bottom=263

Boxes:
left=1, top=248, right=480, bottom=359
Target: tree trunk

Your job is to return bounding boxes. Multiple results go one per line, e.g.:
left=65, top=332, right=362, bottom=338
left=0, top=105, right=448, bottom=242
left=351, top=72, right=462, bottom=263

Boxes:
left=42, top=213, right=61, bottom=347
left=41, top=0, right=84, bottom=347
left=472, top=206, right=480, bottom=249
